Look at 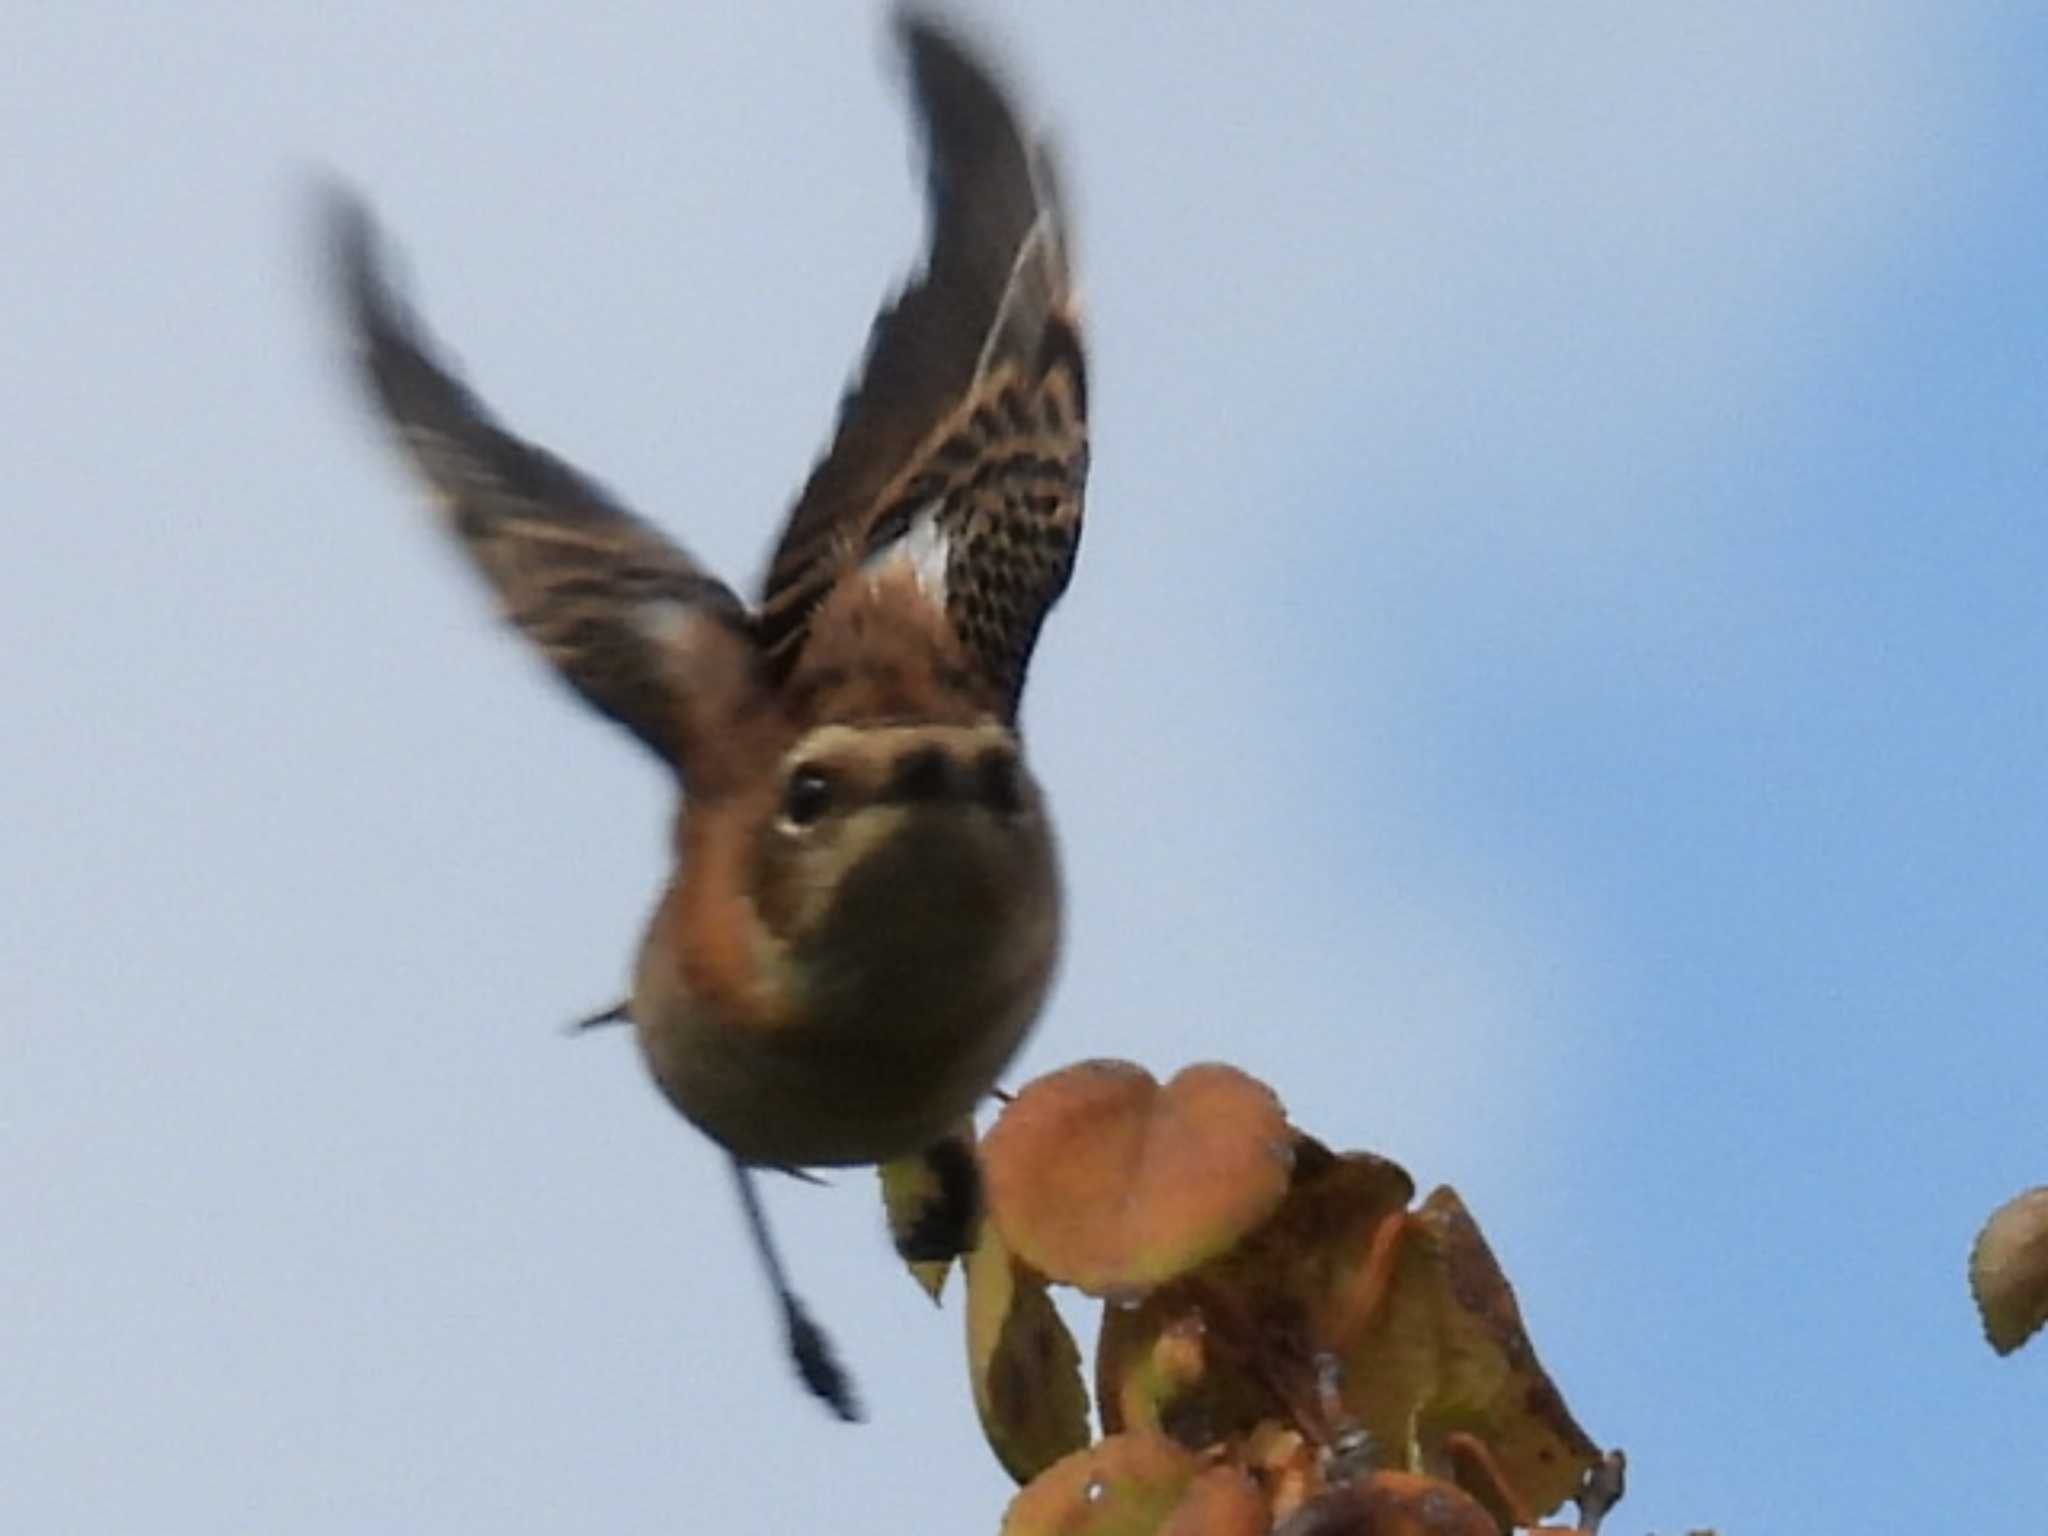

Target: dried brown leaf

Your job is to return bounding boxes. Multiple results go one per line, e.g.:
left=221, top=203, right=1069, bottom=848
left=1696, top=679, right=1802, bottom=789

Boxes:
left=1971, top=1186, right=2048, bottom=1355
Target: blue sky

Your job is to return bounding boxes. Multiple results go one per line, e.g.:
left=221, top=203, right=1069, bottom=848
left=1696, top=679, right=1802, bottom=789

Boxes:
left=4, top=3, right=2043, bottom=1530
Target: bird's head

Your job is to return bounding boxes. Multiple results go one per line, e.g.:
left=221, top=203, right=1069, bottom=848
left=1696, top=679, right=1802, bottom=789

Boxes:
left=748, top=720, right=1053, bottom=975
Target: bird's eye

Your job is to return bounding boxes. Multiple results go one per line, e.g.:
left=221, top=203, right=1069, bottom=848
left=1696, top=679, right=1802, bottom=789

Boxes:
left=781, top=765, right=834, bottom=829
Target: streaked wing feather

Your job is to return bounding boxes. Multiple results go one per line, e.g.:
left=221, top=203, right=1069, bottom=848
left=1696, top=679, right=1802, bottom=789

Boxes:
left=757, top=12, right=1088, bottom=718
left=325, top=190, right=748, bottom=764
left=873, top=343, right=1086, bottom=719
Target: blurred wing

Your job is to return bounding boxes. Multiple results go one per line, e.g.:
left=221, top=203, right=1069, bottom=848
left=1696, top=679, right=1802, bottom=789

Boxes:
left=325, top=191, right=752, bottom=766
left=756, top=12, right=1088, bottom=720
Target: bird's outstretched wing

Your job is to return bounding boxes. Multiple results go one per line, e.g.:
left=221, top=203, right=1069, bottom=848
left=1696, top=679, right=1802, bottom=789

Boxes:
left=325, top=191, right=754, bottom=768
left=756, top=11, right=1088, bottom=721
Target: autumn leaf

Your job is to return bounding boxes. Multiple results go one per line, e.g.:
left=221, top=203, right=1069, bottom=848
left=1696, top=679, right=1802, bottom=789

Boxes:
left=980, top=1059, right=1609, bottom=1530
left=984, top=1060, right=1294, bottom=1297
left=1096, top=1301, right=1213, bottom=1442
left=1245, top=1419, right=1322, bottom=1525
left=1339, top=1187, right=1599, bottom=1521
left=1271, top=1472, right=1497, bottom=1536
left=967, top=1218, right=1092, bottom=1483
left=1237, top=1148, right=1416, bottom=1347
left=1101, top=1293, right=1318, bottom=1464
left=1970, top=1186, right=2048, bottom=1356
left=1000, top=1432, right=1202, bottom=1536
left=1096, top=1146, right=1413, bottom=1454
left=1158, top=1466, right=1269, bottom=1536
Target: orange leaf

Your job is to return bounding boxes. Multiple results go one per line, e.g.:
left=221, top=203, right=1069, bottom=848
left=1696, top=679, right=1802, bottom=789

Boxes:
left=1096, top=1145, right=1415, bottom=1454
left=1270, top=1472, right=1498, bottom=1536
left=985, top=1061, right=1293, bottom=1296
left=1159, top=1466, right=1270, bottom=1536
left=1001, top=1432, right=1202, bottom=1536
left=1246, top=1419, right=1322, bottom=1524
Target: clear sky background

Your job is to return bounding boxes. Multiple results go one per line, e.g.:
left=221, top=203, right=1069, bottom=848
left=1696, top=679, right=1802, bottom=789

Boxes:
left=5, top=3, right=2044, bottom=1530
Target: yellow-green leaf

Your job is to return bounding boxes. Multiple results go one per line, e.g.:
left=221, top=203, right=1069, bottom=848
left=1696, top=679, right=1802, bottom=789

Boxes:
left=968, top=1219, right=1091, bottom=1484
left=1340, top=1187, right=1600, bottom=1522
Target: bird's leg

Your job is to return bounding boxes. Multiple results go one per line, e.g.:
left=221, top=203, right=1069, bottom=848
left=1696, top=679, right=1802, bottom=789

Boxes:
left=730, top=1157, right=861, bottom=1422
left=565, top=1000, right=631, bottom=1035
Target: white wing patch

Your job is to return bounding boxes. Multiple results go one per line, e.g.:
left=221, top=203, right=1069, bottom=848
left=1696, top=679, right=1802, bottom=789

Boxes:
left=865, top=499, right=950, bottom=604
left=630, top=597, right=696, bottom=647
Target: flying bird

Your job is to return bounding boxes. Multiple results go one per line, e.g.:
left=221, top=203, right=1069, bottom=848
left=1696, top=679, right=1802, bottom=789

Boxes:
left=324, top=12, right=1085, bottom=1420
left=319, top=15, right=1081, bottom=1433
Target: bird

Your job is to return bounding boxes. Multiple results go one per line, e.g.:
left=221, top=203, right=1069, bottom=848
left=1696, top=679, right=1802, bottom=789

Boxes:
left=322, top=10, right=1085, bottom=1422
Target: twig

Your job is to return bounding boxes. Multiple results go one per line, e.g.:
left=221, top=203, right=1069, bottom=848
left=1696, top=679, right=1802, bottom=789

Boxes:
left=1577, top=1448, right=1627, bottom=1533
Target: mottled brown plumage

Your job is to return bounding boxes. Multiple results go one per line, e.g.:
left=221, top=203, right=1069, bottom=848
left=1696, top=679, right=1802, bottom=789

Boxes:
left=756, top=18, right=1085, bottom=721
left=326, top=10, right=1086, bottom=1421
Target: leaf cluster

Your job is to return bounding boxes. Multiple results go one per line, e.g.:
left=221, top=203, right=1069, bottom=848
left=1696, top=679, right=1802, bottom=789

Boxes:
left=882, top=1060, right=1623, bottom=1535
